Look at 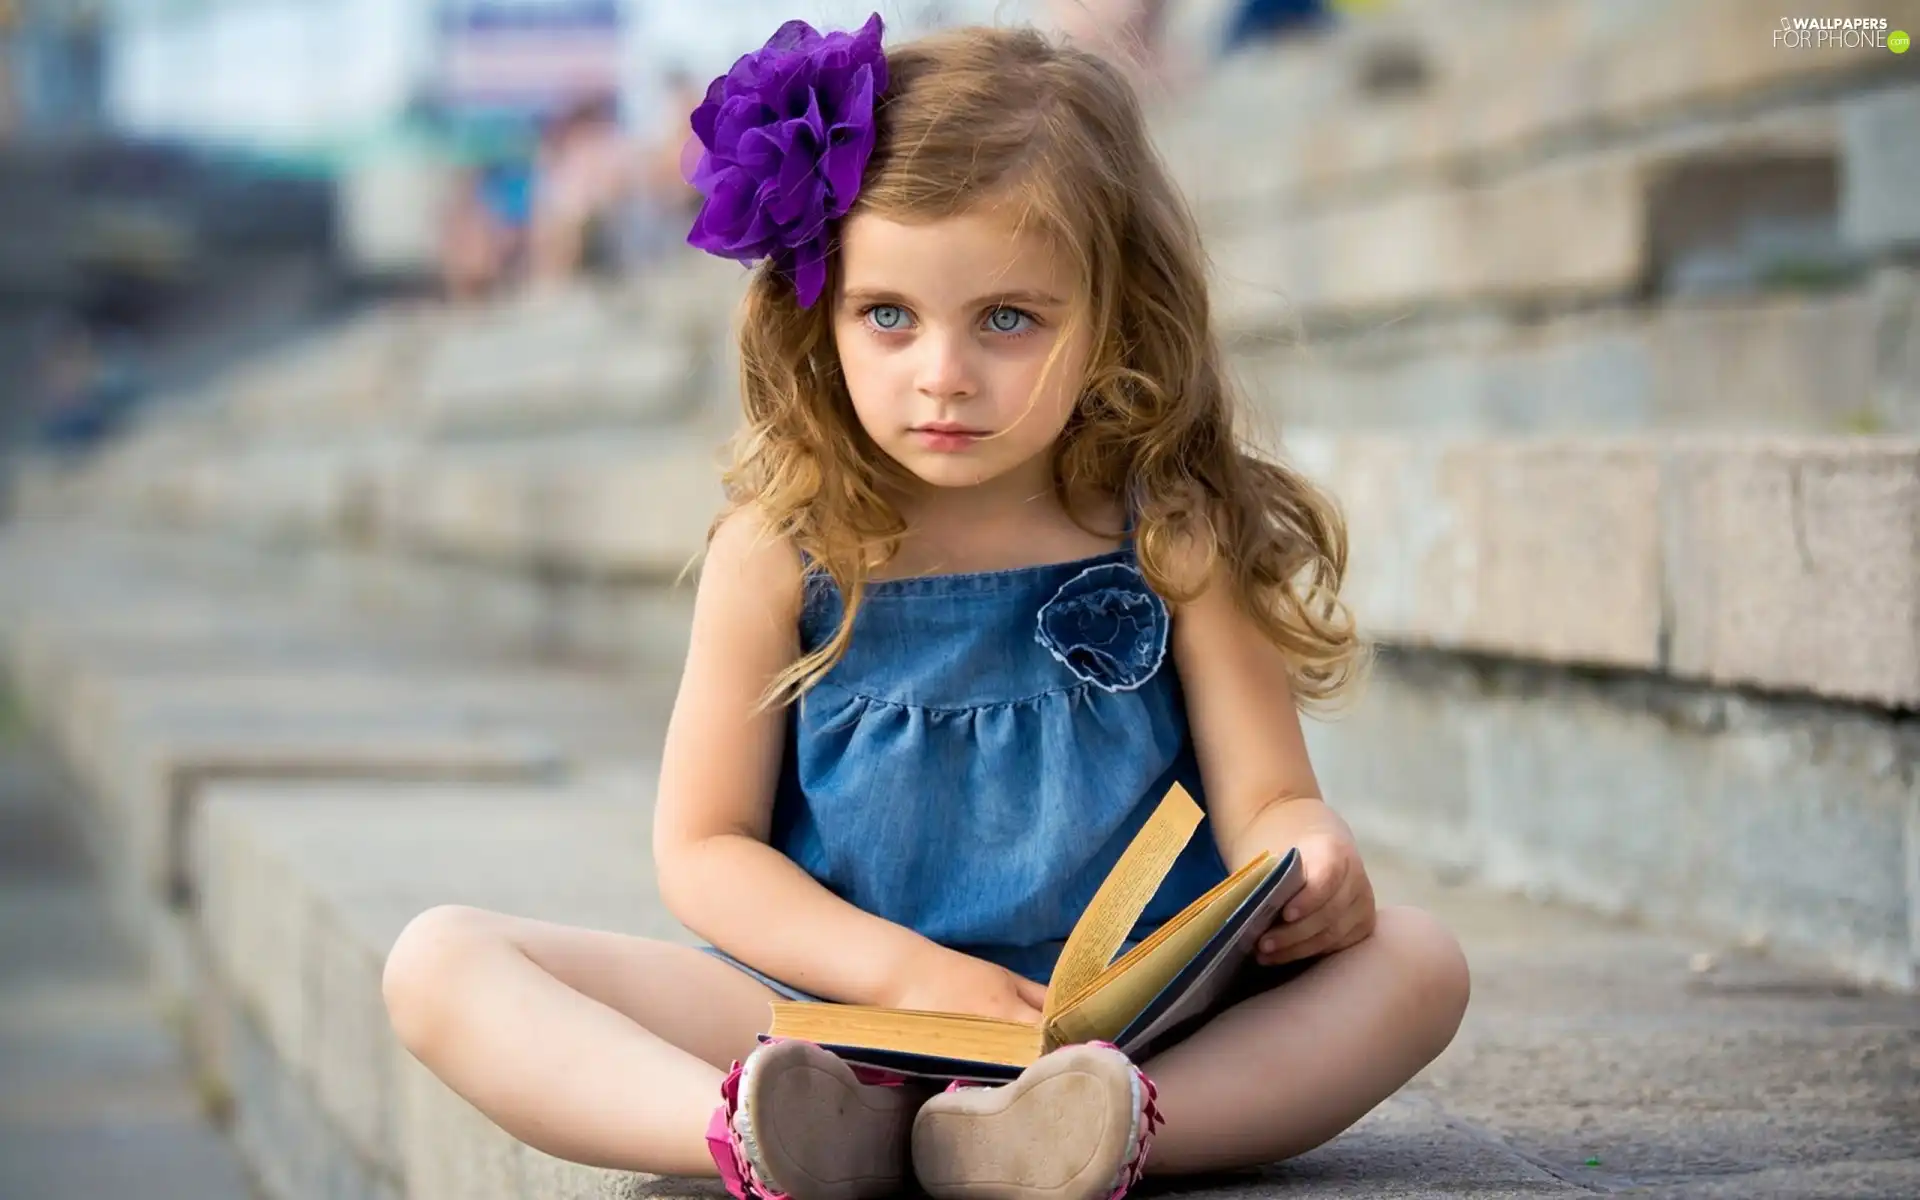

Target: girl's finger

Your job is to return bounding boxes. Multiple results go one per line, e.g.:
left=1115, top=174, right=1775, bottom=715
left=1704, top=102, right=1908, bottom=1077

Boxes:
left=1258, top=898, right=1335, bottom=962
left=1263, top=871, right=1357, bottom=959
left=1283, top=850, right=1349, bottom=925
left=1277, top=863, right=1356, bottom=938
left=1273, top=900, right=1374, bottom=964
left=1267, top=928, right=1334, bottom=965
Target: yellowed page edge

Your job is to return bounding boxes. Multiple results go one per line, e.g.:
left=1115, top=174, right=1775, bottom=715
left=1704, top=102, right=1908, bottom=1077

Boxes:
left=1042, top=783, right=1203, bottom=1028
left=1058, top=851, right=1273, bottom=1013
left=768, top=1002, right=1046, bottom=1067
left=768, top=1001, right=1038, bottom=1030
left=1047, top=860, right=1274, bottom=1047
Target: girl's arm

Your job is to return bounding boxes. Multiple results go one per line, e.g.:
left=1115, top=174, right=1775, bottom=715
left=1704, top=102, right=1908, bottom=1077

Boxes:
left=1167, top=540, right=1378, bottom=963
left=650, top=506, right=946, bottom=1006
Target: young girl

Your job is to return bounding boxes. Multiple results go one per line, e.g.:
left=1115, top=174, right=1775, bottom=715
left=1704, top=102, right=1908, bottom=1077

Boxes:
left=382, top=15, right=1470, bottom=1200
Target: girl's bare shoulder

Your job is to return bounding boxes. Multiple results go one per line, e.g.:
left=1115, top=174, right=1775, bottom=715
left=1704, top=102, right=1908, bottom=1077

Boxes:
left=700, top=503, right=807, bottom=616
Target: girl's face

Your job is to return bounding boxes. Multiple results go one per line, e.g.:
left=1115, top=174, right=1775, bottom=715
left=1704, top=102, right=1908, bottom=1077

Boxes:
left=831, top=204, right=1091, bottom=498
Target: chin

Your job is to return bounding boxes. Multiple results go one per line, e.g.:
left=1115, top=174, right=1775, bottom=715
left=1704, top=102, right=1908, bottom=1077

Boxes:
left=908, top=463, right=1006, bottom=490
left=895, top=451, right=1010, bottom=491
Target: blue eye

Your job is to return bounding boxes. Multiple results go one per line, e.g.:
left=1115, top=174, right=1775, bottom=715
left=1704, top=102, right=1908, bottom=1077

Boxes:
left=987, top=307, right=1032, bottom=334
left=856, top=302, right=1037, bottom=338
left=866, top=304, right=909, bottom=331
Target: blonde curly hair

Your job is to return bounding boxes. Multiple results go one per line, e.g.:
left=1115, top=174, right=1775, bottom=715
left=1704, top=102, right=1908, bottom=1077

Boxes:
left=706, top=23, right=1366, bottom=714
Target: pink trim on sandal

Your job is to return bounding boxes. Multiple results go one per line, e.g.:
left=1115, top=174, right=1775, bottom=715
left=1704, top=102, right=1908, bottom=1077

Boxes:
left=848, top=1062, right=910, bottom=1087
left=705, top=1039, right=911, bottom=1200
left=708, top=1057, right=789, bottom=1200
left=1089, top=1042, right=1164, bottom=1200
left=937, top=1043, right=1166, bottom=1200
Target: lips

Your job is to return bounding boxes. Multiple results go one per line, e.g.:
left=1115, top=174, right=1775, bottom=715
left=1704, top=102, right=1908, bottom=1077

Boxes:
left=910, top=423, right=987, bottom=453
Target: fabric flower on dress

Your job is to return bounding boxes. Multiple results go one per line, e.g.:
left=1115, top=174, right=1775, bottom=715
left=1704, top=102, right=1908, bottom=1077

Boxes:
left=683, top=13, right=887, bottom=307
left=1034, top=562, right=1170, bottom=693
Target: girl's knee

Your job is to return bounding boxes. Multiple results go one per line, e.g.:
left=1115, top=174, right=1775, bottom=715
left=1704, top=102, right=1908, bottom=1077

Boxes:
left=382, top=904, right=507, bottom=1049
left=1371, top=905, right=1471, bottom=1041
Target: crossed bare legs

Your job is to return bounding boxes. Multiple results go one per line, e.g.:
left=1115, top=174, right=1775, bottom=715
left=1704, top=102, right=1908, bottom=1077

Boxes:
left=382, top=904, right=1468, bottom=1177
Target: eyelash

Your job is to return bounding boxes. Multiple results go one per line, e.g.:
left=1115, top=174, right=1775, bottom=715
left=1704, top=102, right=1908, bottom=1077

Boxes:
left=856, top=304, right=1042, bottom=340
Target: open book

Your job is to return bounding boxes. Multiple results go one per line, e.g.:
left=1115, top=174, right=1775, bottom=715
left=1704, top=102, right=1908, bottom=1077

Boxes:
left=765, top=783, right=1304, bottom=1082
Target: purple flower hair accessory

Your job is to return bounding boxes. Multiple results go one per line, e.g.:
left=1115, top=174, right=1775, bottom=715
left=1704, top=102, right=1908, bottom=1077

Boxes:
left=684, top=13, right=887, bottom=307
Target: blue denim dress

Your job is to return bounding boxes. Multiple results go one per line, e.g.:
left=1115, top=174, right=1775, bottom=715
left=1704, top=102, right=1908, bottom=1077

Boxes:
left=707, top=536, right=1229, bottom=998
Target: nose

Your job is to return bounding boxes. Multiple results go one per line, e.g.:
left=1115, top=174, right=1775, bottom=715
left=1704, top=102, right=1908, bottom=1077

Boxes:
left=913, top=328, right=978, bottom=401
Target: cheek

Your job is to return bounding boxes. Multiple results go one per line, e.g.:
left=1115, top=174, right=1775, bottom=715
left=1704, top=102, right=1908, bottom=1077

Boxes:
left=836, top=349, right=907, bottom=440
left=845, top=361, right=884, bottom=400
left=832, top=332, right=880, bottom=404
left=1013, top=349, right=1085, bottom=425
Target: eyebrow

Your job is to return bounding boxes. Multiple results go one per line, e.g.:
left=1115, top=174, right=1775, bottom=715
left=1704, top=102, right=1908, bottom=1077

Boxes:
left=840, top=286, right=1068, bottom=309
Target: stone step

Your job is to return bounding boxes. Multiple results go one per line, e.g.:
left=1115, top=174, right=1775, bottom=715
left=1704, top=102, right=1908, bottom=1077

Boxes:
left=185, top=262, right=746, bottom=441
left=1201, top=98, right=1880, bottom=328
left=202, top=305, right=438, bottom=436
left=31, top=435, right=724, bottom=586
left=372, top=437, right=725, bottom=581
left=1282, top=433, right=1920, bottom=709
left=28, top=430, right=1918, bottom=710
left=197, top=781, right=678, bottom=1200
left=0, top=515, right=700, bottom=679
left=0, top=524, right=682, bottom=1014
left=192, top=779, right=1920, bottom=1200
left=30, top=659, right=661, bottom=918
left=0, top=705, right=257, bottom=1200
left=1160, top=0, right=1920, bottom=214
left=1843, top=86, right=1920, bottom=254
left=407, top=287, right=731, bottom=440
left=1236, top=267, right=1920, bottom=434
left=1310, top=648, right=1920, bottom=991
left=248, top=536, right=701, bottom=670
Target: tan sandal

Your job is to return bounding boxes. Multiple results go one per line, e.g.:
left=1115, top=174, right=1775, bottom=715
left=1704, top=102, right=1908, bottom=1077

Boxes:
left=911, top=1042, right=1164, bottom=1200
left=707, top=1038, right=923, bottom=1200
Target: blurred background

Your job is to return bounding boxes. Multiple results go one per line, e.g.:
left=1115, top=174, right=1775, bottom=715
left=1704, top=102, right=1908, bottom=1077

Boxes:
left=0, top=0, right=1393, bottom=456
left=1, top=1, right=1918, bottom=1198
left=0, top=0, right=1028, bottom=453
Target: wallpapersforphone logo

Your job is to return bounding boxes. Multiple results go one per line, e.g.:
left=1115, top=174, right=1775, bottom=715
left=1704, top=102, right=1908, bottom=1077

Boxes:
left=1772, top=15, right=1906, bottom=50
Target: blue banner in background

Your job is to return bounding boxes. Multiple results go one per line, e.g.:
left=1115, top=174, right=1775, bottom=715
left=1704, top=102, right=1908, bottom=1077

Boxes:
left=432, top=0, right=626, bottom=119
left=437, top=0, right=624, bottom=34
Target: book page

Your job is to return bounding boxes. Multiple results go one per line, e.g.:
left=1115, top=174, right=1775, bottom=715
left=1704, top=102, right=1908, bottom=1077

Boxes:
left=1114, top=850, right=1302, bottom=1056
left=766, top=1002, right=1046, bottom=1068
left=1046, top=857, right=1275, bottom=1047
left=1042, top=783, right=1203, bottom=1027
left=1065, top=852, right=1272, bottom=1005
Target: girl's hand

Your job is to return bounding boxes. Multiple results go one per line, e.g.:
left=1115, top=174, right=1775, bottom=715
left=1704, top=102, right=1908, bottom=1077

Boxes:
left=882, top=948, right=1048, bottom=1024
left=1255, top=828, right=1377, bottom=966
